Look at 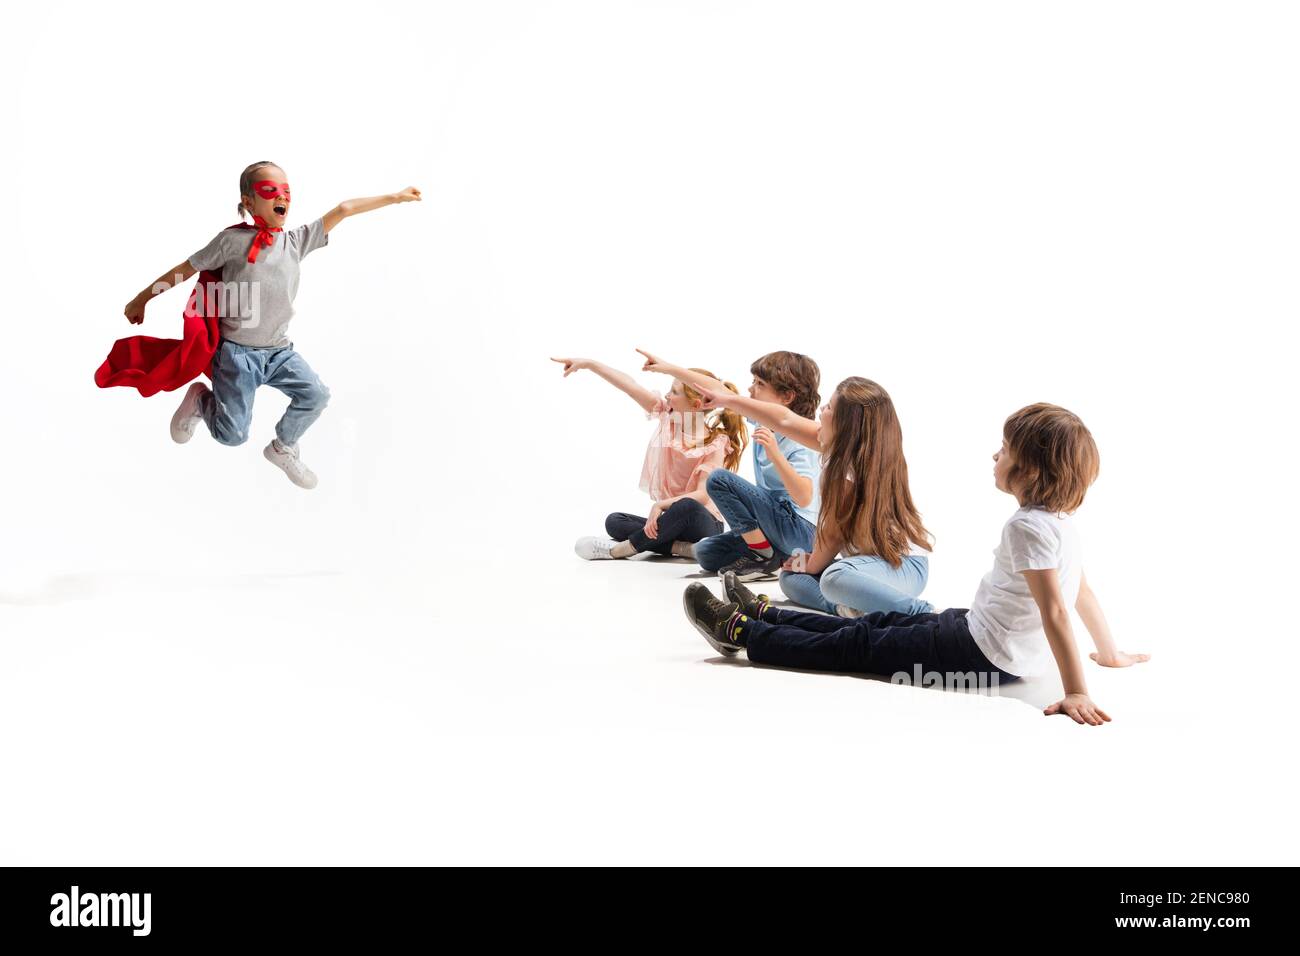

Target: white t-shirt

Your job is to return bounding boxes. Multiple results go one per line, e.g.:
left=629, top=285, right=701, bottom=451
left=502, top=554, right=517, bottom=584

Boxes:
left=966, top=507, right=1082, bottom=677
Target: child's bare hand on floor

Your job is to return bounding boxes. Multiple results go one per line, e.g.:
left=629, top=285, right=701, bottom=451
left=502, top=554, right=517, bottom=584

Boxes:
left=1089, top=650, right=1151, bottom=667
left=1044, top=693, right=1111, bottom=725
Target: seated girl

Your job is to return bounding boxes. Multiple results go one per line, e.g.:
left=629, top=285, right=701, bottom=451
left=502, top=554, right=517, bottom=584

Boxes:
left=552, top=356, right=747, bottom=560
left=701, top=376, right=933, bottom=616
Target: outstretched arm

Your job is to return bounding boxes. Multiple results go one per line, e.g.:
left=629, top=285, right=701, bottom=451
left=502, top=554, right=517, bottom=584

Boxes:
left=1024, top=568, right=1110, bottom=726
left=1077, top=572, right=1149, bottom=668
left=697, top=387, right=820, bottom=451
left=551, top=357, right=660, bottom=414
left=322, top=186, right=422, bottom=234
left=124, top=259, right=198, bottom=324
left=635, top=349, right=729, bottom=397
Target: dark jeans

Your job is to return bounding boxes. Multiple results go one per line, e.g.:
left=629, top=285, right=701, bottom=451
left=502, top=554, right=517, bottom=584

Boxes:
left=605, top=499, right=723, bottom=556
left=744, top=606, right=1019, bottom=683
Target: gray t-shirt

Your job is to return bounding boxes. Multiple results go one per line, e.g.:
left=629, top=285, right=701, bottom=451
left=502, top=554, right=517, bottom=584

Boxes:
left=187, top=218, right=329, bottom=348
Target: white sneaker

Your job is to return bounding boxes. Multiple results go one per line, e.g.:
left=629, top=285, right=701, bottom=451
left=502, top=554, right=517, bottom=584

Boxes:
left=834, top=604, right=865, bottom=619
left=263, top=439, right=318, bottom=489
left=574, top=536, right=616, bottom=560
left=170, top=381, right=210, bottom=444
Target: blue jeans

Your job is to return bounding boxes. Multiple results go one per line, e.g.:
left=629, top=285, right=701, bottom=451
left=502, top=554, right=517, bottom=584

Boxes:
left=200, top=341, right=330, bottom=447
left=695, top=469, right=816, bottom=572
left=780, top=554, right=933, bottom=616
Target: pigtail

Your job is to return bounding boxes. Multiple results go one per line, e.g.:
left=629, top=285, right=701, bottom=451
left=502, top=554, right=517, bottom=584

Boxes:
left=682, top=368, right=749, bottom=470
left=710, top=379, right=749, bottom=471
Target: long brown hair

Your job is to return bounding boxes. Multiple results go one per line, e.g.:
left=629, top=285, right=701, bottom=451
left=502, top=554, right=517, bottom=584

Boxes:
left=818, top=377, right=930, bottom=568
left=683, top=369, right=748, bottom=471
left=1003, top=403, right=1099, bottom=513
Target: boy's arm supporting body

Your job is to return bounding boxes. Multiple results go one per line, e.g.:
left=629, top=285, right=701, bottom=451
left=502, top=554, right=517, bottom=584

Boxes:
left=1022, top=568, right=1110, bottom=725
left=1076, top=572, right=1150, bottom=667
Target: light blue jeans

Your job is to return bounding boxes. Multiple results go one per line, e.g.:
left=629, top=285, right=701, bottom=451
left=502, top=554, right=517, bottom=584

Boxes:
left=199, top=340, right=330, bottom=447
left=779, top=554, right=933, bottom=616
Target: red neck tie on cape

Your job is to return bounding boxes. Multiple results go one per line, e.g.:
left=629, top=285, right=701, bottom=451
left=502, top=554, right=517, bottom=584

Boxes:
left=247, top=214, right=282, bottom=263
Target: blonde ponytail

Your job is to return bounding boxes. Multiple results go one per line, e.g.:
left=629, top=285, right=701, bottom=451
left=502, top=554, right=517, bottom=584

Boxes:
left=684, top=369, right=749, bottom=471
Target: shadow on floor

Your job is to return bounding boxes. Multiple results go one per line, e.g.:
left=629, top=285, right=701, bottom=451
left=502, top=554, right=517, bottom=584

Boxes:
left=0, top=570, right=343, bottom=606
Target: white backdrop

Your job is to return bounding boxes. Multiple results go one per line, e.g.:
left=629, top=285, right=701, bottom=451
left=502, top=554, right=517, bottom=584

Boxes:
left=0, top=0, right=1296, bottom=864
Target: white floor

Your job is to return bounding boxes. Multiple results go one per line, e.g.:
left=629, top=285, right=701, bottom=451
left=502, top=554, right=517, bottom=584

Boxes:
left=2, top=548, right=1292, bottom=866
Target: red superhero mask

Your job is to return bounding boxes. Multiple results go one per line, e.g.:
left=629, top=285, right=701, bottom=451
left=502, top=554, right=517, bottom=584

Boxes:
left=252, top=179, right=292, bottom=202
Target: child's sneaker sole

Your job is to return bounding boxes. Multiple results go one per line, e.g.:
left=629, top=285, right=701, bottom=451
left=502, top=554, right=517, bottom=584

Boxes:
left=169, top=381, right=209, bottom=444
left=263, top=441, right=319, bottom=489
left=682, top=585, right=739, bottom=657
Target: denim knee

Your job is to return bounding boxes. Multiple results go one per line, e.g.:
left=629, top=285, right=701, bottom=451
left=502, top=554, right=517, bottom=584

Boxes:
left=705, top=468, right=739, bottom=498
left=819, top=559, right=932, bottom=614
left=694, top=534, right=732, bottom=572
left=212, top=421, right=249, bottom=446
left=817, top=562, right=852, bottom=601
left=309, top=380, right=331, bottom=409
left=819, top=561, right=886, bottom=608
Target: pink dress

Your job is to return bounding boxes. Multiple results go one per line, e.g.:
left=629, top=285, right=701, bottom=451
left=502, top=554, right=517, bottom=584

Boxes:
left=639, top=400, right=730, bottom=521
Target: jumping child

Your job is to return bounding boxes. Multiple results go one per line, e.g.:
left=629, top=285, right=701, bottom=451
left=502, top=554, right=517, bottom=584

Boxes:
left=120, top=160, right=421, bottom=488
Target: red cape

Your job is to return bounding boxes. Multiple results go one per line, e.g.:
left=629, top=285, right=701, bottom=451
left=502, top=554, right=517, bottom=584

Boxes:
left=96, top=223, right=255, bottom=397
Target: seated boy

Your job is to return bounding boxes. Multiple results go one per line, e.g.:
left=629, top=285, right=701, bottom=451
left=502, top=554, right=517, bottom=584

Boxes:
left=638, top=349, right=821, bottom=580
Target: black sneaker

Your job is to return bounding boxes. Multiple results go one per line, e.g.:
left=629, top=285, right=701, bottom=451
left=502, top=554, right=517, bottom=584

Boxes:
left=682, top=583, right=745, bottom=656
left=718, top=549, right=783, bottom=582
left=722, top=571, right=771, bottom=619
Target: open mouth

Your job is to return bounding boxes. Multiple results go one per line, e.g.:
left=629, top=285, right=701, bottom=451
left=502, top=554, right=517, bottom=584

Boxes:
left=273, top=204, right=287, bottom=216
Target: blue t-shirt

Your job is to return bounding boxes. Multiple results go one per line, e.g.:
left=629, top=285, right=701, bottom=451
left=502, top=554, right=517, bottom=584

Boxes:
left=750, top=421, right=821, bottom=525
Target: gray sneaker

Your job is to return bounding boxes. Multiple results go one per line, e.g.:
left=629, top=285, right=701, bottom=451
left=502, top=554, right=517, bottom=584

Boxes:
left=718, top=549, right=783, bottom=582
